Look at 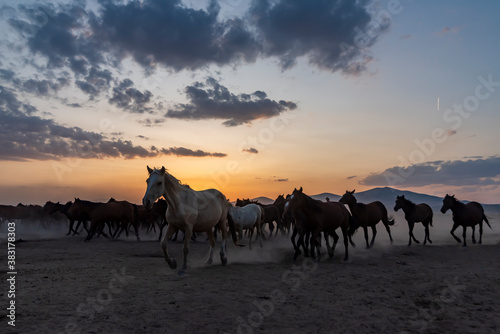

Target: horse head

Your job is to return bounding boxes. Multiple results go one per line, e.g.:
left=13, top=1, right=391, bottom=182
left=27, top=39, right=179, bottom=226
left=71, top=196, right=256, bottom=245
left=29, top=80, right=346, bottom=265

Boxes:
left=143, top=166, right=166, bottom=210
left=440, top=194, right=456, bottom=214
left=394, top=195, right=405, bottom=211
left=339, top=190, right=356, bottom=205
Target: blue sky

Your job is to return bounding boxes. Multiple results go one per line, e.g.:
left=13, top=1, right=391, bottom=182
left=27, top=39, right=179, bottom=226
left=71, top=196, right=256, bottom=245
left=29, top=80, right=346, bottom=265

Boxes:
left=0, top=0, right=499, bottom=204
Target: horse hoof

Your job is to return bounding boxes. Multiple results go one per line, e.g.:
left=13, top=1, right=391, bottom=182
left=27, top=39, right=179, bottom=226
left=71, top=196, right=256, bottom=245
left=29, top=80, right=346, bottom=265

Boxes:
left=205, top=258, right=213, bottom=265
left=168, top=259, right=177, bottom=269
left=415, top=240, right=420, bottom=244
left=428, top=240, right=433, bottom=244
left=328, top=251, right=334, bottom=258
left=221, top=256, right=228, bottom=266
left=177, top=270, right=185, bottom=277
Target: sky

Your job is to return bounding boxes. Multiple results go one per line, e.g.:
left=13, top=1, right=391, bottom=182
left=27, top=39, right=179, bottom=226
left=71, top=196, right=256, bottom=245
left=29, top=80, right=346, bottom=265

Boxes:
left=0, top=0, right=499, bottom=205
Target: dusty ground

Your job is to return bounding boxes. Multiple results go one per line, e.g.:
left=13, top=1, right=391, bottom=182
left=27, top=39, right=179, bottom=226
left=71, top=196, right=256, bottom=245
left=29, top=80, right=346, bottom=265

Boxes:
left=1, top=214, right=500, bottom=334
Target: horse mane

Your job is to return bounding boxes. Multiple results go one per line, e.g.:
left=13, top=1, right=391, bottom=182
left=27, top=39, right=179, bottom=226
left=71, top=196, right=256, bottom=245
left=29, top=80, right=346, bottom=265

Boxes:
left=162, top=170, right=191, bottom=212
left=399, top=196, right=415, bottom=206
left=298, top=191, right=323, bottom=212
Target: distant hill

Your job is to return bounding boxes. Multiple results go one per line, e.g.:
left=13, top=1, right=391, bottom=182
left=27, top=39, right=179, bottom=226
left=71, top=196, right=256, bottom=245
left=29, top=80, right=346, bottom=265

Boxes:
left=283, top=187, right=500, bottom=214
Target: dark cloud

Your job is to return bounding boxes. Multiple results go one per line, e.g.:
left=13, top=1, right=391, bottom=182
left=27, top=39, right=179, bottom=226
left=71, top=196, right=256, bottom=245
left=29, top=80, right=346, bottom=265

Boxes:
left=75, top=67, right=113, bottom=98
left=243, top=147, right=259, bottom=154
left=166, top=77, right=297, bottom=126
left=6, top=0, right=387, bottom=77
left=93, top=0, right=259, bottom=71
left=161, top=147, right=226, bottom=158
left=274, top=178, right=288, bottom=182
left=346, top=175, right=357, bottom=180
left=0, top=69, right=15, bottom=80
left=21, top=77, right=69, bottom=96
left=360, top=157, right=500, bottom=187
left=0, top=85, right=225, bottom=160
left=109, top=79, right=153, bottom=113
left=249, top=0, right=390, bottom=73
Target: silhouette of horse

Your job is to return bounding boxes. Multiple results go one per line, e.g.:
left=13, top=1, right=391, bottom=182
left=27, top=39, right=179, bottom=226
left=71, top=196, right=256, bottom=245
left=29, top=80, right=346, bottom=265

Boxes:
left=142, top=166, right=239, bottom=276
left=284, top=187, right=351, bottom=262
left=228, top=203, right=264, bottom=250
left=440, top=194, right=492, bottom=247
left=339, top=190, right=394, bottom=248
left=42, top=201, right=84, bottom=235
left=394, top=195, right=433, bottom=246
left=67, top=199, right=140, bottom=242
left=273, top=194, right=291, bottom=235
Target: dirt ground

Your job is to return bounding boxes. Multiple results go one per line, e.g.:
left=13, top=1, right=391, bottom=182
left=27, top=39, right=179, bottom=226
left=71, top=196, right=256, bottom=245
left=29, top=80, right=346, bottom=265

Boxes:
left=1, top=214, right=500, bottom=334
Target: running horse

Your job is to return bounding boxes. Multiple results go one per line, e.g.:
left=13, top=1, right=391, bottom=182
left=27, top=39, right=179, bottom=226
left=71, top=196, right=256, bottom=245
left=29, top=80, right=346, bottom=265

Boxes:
left=228, top=203, right=264, bottom=250
left=142, top=166, right=239, bottom=276
left=284, top=187, right=351, bottom=262
left=339, top=190, right=394, bottom=248
left=440, top=194, right=491, bottom=247
left=394, top=195, right=433, bottom=246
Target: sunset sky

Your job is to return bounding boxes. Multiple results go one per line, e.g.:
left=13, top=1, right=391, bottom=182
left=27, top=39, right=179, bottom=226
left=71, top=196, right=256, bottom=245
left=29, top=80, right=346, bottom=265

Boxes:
left=1, top=0, right=499, bottom=205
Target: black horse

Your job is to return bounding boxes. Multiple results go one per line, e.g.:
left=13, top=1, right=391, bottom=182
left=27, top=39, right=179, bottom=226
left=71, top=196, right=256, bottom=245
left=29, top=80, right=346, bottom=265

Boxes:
left=441, top=194, right=491, bottom=247
left=394, top=195, right=433, bottom=246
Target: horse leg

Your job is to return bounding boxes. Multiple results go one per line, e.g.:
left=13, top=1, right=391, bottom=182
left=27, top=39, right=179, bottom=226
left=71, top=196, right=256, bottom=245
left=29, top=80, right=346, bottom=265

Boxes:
left=256, top=220, right=263, bottom=249
left=423, top=221, right=432, bottom=245
left=384, top=222, right=393, bottom=244
left=160, top=224, right=178, bottom=270
left=363, top=226, right=370, bottom=248
left=294, top=230, right=305, bottom=261
left=471, top=225, right=477, bottom=244
left=370, top=225, right=377, bottom=247
left=248, top=227, right=253, bottom=250
left=408, top=221, right=420, bottom=246
left=132, top=221, right=140, bottom=241
left=342, top=226, right=349, bottom=261
left=205, top=229, right=215, bottom=264
left=462, top=225, right=467, bottom=247
left=290, top=226, right=299, bottom=254
left=450, top=222, right=461, bottom=243
left=84, top=220, right=99, bottom=242
left=479, top=221, right=483, bottom=244
left=219, top=221, right=228, bottom=266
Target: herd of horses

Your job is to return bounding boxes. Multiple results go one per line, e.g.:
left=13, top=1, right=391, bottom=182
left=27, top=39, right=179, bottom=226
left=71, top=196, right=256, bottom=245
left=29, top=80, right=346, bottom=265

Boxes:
left=0, top=166, right=493, bottom=276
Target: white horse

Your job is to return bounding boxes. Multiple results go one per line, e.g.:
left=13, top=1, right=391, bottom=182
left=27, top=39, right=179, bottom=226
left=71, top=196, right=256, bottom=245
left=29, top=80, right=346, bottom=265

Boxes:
left=142, top=166, right=239, bottom=276
left=228, top=203, right=264, bottom=250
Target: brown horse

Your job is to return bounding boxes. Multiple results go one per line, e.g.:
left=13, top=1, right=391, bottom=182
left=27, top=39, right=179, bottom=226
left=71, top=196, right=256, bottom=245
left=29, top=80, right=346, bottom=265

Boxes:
left=284, top=187, right=351, bottom=262
left=339, top=190, right=394, bottom=248
left=440, top=194, right=491, bottom=247
left=394, top=195, right=433, bottom=246
left=67, top=199, right=140, bottom=242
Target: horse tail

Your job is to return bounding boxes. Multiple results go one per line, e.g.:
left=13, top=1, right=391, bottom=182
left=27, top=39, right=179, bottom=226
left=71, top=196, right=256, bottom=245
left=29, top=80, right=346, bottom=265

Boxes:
left=484, top=214, right=492, bottom=229
left=387, top=215, right=395, bottom=226
left=348, top=214, right=357, bottom=237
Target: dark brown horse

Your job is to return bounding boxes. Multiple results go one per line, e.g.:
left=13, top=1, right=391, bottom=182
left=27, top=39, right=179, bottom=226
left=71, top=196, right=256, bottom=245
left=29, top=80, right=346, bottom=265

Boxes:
left=42, top=201, right=86, bottom=235
left=339, top=190, right=394, bottom=248
left=284, top=187, right=351, bottom=262
left=273, top=194, right=291, bottom=235
left=67, top=199, right=140, bottom=242
left=440, top=194, right=491, bottom=247
left=394, top=195, right=433, bottom=246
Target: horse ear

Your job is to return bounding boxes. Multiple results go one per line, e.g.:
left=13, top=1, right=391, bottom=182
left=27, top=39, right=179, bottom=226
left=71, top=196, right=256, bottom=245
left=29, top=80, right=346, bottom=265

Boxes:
left=160, top=166, right=166, bottom=175
left=147, top=166, right=153, bottom=174
left=299, top=186, right=303, bottom=192
left=402, top=195, right=405, bottom=199
left=351, top=189, right=355, bottom=194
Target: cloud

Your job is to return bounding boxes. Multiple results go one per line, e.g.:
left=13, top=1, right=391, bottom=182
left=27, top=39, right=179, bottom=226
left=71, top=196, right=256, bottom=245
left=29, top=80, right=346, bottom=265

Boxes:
left=109, top=79, right=153, bottom=113
left=249, top=0, right=390, bottom=74
left=274, top=178, right=288, bottom=182
left=346, top=175, right=357, bottom=180
left=436, top=26, right=461, bottom=37
left=359, top=157, right=500, bottom=187
left=243, top=147, right=259, bottom=154
left=447, top=129, right=457, bottom=136
left=166, top=77, right=297, bottom=126
left=0, top=85, right=225, bottom=160
left=6, top=0, right=388, bottom=76
left=161, top=147, right=226, bottom=158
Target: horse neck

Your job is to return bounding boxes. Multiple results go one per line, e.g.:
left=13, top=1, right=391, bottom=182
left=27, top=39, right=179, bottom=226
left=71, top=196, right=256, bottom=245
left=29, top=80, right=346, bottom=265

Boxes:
left=345, top=199, right=361, bottom=215
left=162, top=173, right=188, bottom=213
left=450, top=199, right=465, bottom=213
left=400, top=200, right=415, bottom=214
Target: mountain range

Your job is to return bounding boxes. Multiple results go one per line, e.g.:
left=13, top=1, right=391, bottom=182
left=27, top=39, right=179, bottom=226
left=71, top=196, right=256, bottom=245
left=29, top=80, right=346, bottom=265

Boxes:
left=250, top=187, right=500, bottom=213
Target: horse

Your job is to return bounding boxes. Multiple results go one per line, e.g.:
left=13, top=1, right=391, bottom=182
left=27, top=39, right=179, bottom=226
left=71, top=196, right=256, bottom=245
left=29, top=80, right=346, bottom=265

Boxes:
left=142, top=166, right=239, bottom=276
left=236, top=198, right=283, bottom=238
left=42, top=201, right=86, bottom=235
left=440, top=194, right=492, bottom=247
left=339, top=190, right=394, bottom=248
left=228, top=203, right=264, bottom=250
left=273, top=194, right=291, bottom=235
left=284, top=187, right=351, bottom=262
left=394, top=195, right=433, bottom=246
left=67, top=199, right=140, bottom=242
